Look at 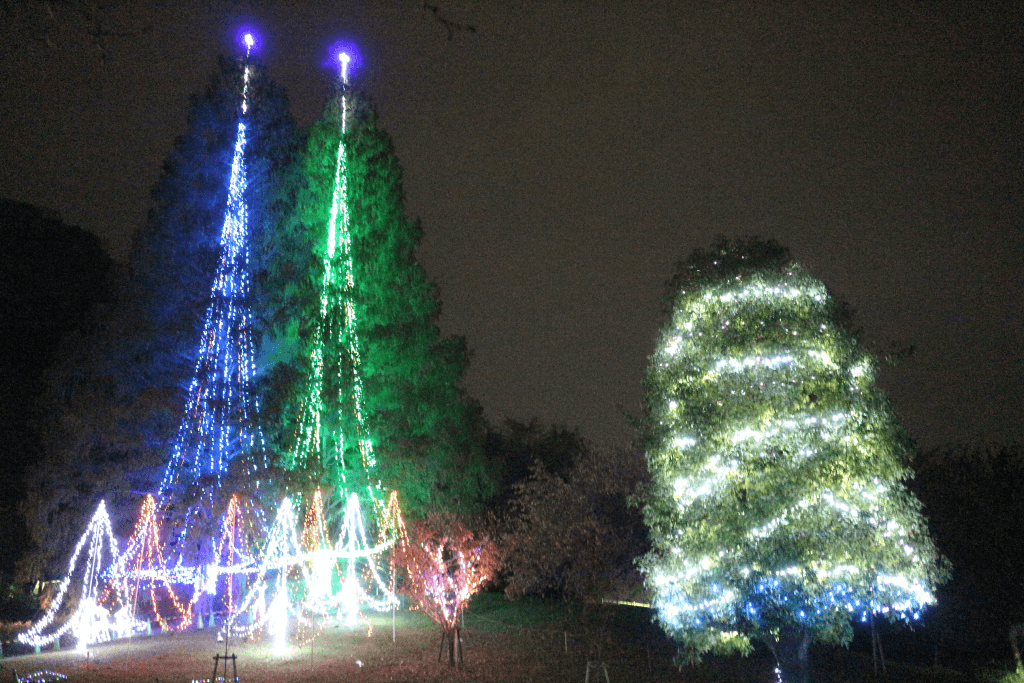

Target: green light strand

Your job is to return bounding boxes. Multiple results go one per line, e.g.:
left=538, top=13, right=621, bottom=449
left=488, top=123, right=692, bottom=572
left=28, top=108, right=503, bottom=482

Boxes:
left=287, top=67, right=376, bottom=493
left=332, top=83, right=375, bottom=470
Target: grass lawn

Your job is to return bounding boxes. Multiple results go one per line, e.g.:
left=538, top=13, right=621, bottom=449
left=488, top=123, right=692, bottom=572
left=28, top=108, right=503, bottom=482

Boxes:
left=0, top=593, right=1006, bottom=682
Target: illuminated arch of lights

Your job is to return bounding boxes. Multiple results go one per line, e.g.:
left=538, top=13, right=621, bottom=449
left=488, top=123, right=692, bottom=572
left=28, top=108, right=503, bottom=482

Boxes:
left=19, top=489, right=405, bottom=652
left=16, top=501, right=147, bottom=651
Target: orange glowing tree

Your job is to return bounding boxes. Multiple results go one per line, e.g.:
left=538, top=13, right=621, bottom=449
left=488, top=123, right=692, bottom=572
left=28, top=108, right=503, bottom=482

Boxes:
left=392, top=514, right=500, bottom=666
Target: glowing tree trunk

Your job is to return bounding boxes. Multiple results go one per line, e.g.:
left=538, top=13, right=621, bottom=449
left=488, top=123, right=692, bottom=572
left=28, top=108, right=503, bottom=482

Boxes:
left=158, top=38, right=267, bottom=568
left=392, top=514, right=500, bottom=667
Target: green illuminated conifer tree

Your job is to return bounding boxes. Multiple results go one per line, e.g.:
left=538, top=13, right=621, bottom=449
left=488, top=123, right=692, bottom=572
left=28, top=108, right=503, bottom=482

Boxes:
left=641, top=238, right=944, bottom=683
left=273, top=78, right=489, bottom=517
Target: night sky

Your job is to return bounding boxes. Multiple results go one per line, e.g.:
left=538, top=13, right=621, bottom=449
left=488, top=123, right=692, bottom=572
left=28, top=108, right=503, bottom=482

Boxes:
left=1, top=0, right=1021, bottom=452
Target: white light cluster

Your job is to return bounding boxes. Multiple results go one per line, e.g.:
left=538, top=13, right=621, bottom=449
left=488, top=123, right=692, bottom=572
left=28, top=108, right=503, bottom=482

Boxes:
left=17, top=502, right=142, bottom=650
left=715, top=354, right=794, bottom=373
left=646, top=266, right=940, bottom=646
left=697, top=282, right=827, bottom=307
left=220, top=493, right=398, bottom=646
left=21, top=490, right=406, bottom=654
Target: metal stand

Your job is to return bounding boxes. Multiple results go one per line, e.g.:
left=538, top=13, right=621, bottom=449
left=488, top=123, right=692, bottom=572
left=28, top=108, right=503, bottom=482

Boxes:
left=437, top=626, right=463, bottom=666
left=211, top=654, right=238, bottom=683
left=211, top=626, right=237, bottom=683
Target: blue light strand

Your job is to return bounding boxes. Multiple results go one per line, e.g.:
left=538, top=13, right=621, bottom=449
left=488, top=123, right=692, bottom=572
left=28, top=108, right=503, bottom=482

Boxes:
left=157, top=58, right=267, bottom=536
left=16, top=672, right=68, bottom=683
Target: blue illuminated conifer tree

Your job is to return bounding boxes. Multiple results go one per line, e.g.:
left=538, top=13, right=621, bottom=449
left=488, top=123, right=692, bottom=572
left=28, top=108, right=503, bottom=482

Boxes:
left=641, top=238, right=944, bottom=683
left=156, top=39, right=279, bottom=554
left=19, top=41, right=296, bottom=583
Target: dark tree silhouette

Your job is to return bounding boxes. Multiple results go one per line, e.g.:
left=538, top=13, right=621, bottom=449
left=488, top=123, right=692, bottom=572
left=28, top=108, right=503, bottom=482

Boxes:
left=0, top=199, right=113, bottom=577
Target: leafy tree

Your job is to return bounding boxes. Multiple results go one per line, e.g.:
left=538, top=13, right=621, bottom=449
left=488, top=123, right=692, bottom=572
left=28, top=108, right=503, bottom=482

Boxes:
left=501, top=440, right=649, bottom=668
left=503, top=443, right=648, bottom=602
left=482, top=419, right=590, bottom=505
left=392, top=513, right=500, bottom=666
left=641, top=238, right=944, bottom=683
left=153, top=53, right=293, bottom=568
left=910, top=443, right=1024, bottom=662
left=126, top=52, right=296, bottom=498
left=273, top=81, right=489, bottom=518
left=17, top=261, right=166, bottom=581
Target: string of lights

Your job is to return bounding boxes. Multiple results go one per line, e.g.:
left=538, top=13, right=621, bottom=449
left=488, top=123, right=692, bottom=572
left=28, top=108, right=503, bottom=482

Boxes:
left=643, top=262, right=942, bottom=661
left=157, top=35, right=267, bottom=557
left=219, top=492, right=400, bottom=650
left=285, top=52, right=378, bottom=496
left=18, top=42, right=412, bottom=656
left=392, top=515, right=499, bottom=632
left=108, top=495, right=194, bottom=631
left=16, top=501, right=142, bottom=651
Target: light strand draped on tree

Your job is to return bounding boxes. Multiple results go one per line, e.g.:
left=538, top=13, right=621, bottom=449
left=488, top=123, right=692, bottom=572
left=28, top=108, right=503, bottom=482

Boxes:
left=157, top=45, right=270, bottom=555
left=20, top=53, right=296, bottom=580
left=275, top=60, right=488, bottom=517
left=641, top=238, right=944, bottom=682
left=392, top=513, right=500, bottom=666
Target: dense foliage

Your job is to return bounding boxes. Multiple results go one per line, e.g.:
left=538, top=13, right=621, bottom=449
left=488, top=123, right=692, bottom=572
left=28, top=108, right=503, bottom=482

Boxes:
left=0, top=200, right=114, bottom=577
left=909, top=443, right=1024, bottom=662
left=273, top=85, right=490, bottom=517
left=502, top=443, right=648, bottom=601
left=641, top=238, right=944, bottom=681
left=482, top=420, right=590, bottom=504
left=19, top=57, right=297, bottom=578
left=130, top=54, right=296, bottom=410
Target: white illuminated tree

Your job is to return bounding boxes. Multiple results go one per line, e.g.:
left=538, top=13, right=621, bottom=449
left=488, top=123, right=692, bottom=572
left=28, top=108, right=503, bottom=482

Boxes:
left=641, top=238, right=944, bottom=683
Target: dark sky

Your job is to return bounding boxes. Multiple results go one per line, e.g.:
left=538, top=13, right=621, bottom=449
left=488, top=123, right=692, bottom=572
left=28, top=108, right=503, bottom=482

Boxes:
left=2, top=0, right=1021, bottom=451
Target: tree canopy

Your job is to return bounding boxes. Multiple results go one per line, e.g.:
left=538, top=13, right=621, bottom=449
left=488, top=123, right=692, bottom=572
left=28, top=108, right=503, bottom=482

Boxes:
left=502, top=443, right=648, bottom=602
left=909, top=443, right=1024, bottom=660
left=19, top=56, right=297, bottom=579
left=641, top=238, right=944, bottom=682
left=270, top=84, right=491, bottom=518
left=0, top=200, right=114, bottom=577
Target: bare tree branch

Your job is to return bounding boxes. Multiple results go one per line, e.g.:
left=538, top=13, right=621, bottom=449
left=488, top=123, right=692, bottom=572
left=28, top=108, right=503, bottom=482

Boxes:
left=422, top=2, right=477, bottom=40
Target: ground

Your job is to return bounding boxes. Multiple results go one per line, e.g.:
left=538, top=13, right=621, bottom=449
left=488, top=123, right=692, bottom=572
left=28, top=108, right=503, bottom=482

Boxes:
left=0, top=595, right=992, bottom=682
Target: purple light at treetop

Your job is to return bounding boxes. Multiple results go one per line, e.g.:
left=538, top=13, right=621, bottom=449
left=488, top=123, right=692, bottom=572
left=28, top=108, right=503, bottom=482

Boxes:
left=235, top=26, right=261, bottom=54
left=324, top=40, right=361, bottom=76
